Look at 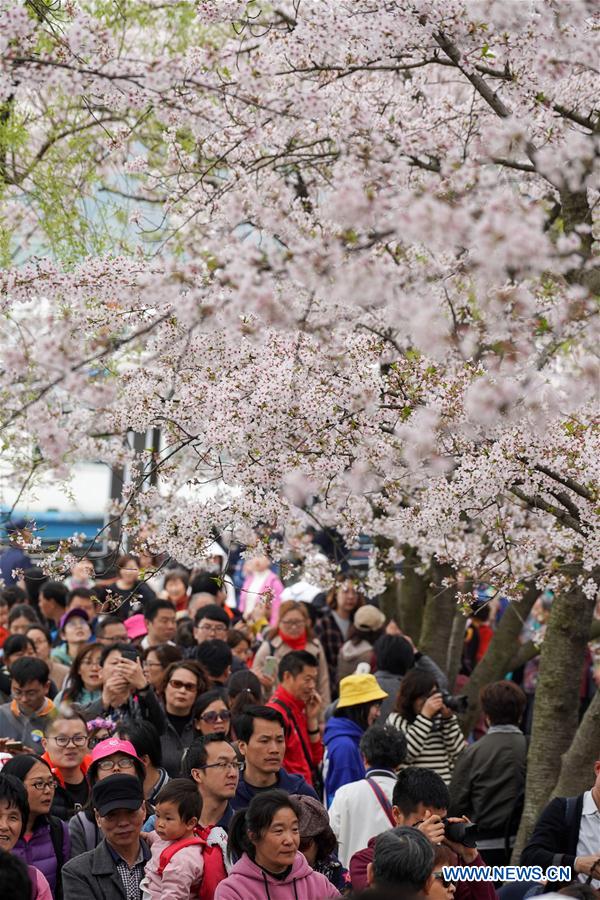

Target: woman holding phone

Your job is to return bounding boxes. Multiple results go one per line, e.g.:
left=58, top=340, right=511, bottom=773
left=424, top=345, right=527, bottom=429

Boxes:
left=252, top=601, right=331, bottom=704
left=84, top=642, right=167, bottom=734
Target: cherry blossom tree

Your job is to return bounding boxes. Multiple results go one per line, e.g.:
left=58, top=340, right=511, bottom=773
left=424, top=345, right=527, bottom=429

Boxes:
left=0, top=0, right=599, bottom=843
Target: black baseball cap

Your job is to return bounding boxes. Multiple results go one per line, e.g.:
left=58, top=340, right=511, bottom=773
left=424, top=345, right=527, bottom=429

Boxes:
left=92, top=774, right=144, bottom=816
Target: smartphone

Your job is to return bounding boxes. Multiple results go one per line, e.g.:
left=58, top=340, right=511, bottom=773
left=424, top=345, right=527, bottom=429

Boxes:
left=263, top=655, right=278, bottom=679
left=5, top=741, right=24, bottom=752
left=120, top=649, right=139, bottom=662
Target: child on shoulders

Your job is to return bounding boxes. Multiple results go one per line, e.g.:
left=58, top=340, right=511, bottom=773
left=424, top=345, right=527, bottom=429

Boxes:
left=141, top=779, right=204, bottom=900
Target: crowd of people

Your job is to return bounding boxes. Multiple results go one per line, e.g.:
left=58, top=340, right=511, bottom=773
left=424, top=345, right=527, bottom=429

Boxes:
left=0, top=523, right=597, bottom=900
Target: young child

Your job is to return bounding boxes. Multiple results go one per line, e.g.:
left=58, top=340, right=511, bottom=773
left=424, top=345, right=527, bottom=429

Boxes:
left=141, top=778, right=204, bottom=900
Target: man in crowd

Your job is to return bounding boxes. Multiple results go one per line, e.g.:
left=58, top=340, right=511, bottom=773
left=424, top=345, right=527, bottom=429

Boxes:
left=0, top=657, right=53, bottom=751
left=141, top=599, right=177, bottom=649
left=193, top=640, right=232, bottom=687
left=38, top=581, right=69, bottom=638
left=232, top=705, right=319, bottom=809
left=449, top=680, right=527, bottom=865
left=66, top=587, right=98, bottom=623
left=268, top=650, right=323, bottom=786
left=62, top=774, right=149, bottom=899
left=351, top=766, right=495, bottom=900
left=521, top=759, right=600, bottom=889
left=367, top=826, right=434, bottom=897
left=0, top=519, right=32, bottom=588
left=95, top=617, right=129, bottom=646
left=329, top=724, right=407, bottom=866
left=192, top=605, right=230, bottom=646
left=187, top=733, right=241, bottom=831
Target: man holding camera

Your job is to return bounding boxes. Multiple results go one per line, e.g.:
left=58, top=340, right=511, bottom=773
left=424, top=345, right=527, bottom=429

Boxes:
left=350, top=766, right=495, bottom=900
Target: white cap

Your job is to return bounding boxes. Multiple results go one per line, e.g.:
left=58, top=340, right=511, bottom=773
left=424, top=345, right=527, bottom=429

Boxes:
left=281, top=580, right=321, bottom=604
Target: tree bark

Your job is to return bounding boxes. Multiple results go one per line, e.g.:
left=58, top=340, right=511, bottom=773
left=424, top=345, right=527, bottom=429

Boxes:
left=446, top=611, right=467, bottom=691
left=460, top=583, right=539, bottom=735
left=396, top=545, right=427, bottom=642
left=512, top=581, right=595, bottom=860
left=552, top=689, right=600, bottom=799
left=419, top=560, right=456, bottom=673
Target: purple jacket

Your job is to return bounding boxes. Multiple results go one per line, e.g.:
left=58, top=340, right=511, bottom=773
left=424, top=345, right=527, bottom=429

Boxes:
left=214, top=852, right=340, bottom=899
left=12, top=817, right=71, bottom=896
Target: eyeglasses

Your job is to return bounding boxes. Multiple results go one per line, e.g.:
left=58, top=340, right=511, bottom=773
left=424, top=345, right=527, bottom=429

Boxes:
left=197, top=623, right=227, bottom=635
left=51, top=733, right=89, bottom=747
left=96, top=758, right=136, bottom=772
left=168, top=679, right=198, bottom=692
left=199, top=709, right=231, bottom=724
left=198, top=760, right=243, bottom=771
left=433, top=873, right=456, bottom=888
left=280, top=619, right=305, bottom=629
left=12, top=687, right=43, bottom=701
left=80, top=658, right=102, bottom=668
left=143, top=661, right=163, bottom=669
left=28, top=779, right=58, bottom=792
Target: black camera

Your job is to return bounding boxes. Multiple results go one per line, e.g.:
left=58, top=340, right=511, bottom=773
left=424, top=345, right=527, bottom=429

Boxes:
left=443, top=818, right=478, bottom=847
left=441, top=691, right=469, bottom=714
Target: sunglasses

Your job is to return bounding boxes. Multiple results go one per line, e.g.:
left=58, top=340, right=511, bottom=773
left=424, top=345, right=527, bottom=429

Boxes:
left=169, top=679, right=198, bottom=692
left=199, top=709, right=231, bottom=724
left=433, top=873, right=456, bottom=888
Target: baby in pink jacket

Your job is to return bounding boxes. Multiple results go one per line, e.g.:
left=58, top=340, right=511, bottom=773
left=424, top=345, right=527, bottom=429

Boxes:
left=141, top=780, right=204, bottom=900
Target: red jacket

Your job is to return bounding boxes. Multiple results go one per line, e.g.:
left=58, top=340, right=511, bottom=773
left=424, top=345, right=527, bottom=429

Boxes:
left=268, top=686, right=323, bottom=787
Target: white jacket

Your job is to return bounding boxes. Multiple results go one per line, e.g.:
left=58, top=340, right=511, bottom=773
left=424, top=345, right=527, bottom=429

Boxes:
left=328, top=769, right=397, bottom=867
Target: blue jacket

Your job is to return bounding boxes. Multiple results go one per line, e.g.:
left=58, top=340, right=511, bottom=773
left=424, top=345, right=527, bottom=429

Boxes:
left=232, top=767, right=318, bottom=810
left=324, top=716, right=365, bottom=806
left=0, top=546, right=31, bottom=586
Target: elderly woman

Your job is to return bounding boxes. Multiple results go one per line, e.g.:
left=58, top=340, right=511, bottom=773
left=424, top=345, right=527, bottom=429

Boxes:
left=293, top=793, right=350, bottom=893
left=252, top=600, right=331, bottom=703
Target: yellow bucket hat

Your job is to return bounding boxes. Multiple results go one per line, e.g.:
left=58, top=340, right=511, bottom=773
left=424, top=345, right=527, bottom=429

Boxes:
left=337, top=673, right=388, bottom=709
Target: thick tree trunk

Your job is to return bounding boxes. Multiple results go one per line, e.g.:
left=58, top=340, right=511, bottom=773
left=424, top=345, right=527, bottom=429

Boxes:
left=512, top=582, right=595, bottom=861
left=397, top=545, right=427, bottom=642
left=419, top=560, right=456, bottom=673
left=460, top=583, right=539, bottom=735
left=552, top=688, right=600, bottom=798
left=446, top=612, right=467, bottom=691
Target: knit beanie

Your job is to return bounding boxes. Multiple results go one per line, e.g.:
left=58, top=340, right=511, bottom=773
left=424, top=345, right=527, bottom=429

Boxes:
left=291, top=793, right=330, bottom=838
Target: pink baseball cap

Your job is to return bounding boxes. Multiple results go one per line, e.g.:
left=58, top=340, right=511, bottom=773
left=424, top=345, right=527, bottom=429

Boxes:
left=91, top=737, right=141, bottom=765
left=123, top=613, right=147, bottom=640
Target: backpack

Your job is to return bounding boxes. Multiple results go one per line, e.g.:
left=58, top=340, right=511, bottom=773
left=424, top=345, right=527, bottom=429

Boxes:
left=158, top=832, right=227, bottom=900
left=48, top=816, right=65, bottom=900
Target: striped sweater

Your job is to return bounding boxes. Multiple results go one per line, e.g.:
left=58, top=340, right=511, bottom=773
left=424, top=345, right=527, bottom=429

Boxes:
left=387, top=712, right=466, bottom=784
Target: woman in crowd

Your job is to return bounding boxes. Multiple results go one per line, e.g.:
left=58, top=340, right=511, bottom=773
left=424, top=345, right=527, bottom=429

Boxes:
left=3, top=754, right=70, bottom=898
left=336, top=605, right=386, bottom=682
left=316, top=578, right=363, bottom=697
left=294, top=793, right=351, bottom=894
left=84, top=642, right=166, bottom=732
left=193, top=688, right=232, bottom=739
left=68, top=736, right=146, bottom=855
left=97, top=553, right=156, bottom=620
left=0, top=774, right=53, bottom=900
left=141, top=642, right=183, bottom=691
left=387, top=669, right=466, bottom=785
left=40, top=710, right=92, bottom=819
left=431, top=844, right=457, bottom=900
left=161, top=569, right=190, bottom=612
left=227, top=629, right=253, bottom=666
left=252, top=600, right=331, bottom=703
left=159, top=660, right=208, bottom=776
left=323, top=674, right=387, bottom=806
left=50, top=609, right=92, bottom=667
left=26, top=624, right=70, bottom=697
left=215, top=790, right=340, bottom=899
left=54, top=643, right=103, bottom=709
left=8, top=604, right=39, bottom=635
left=238, top=554, right=284, bottom=627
